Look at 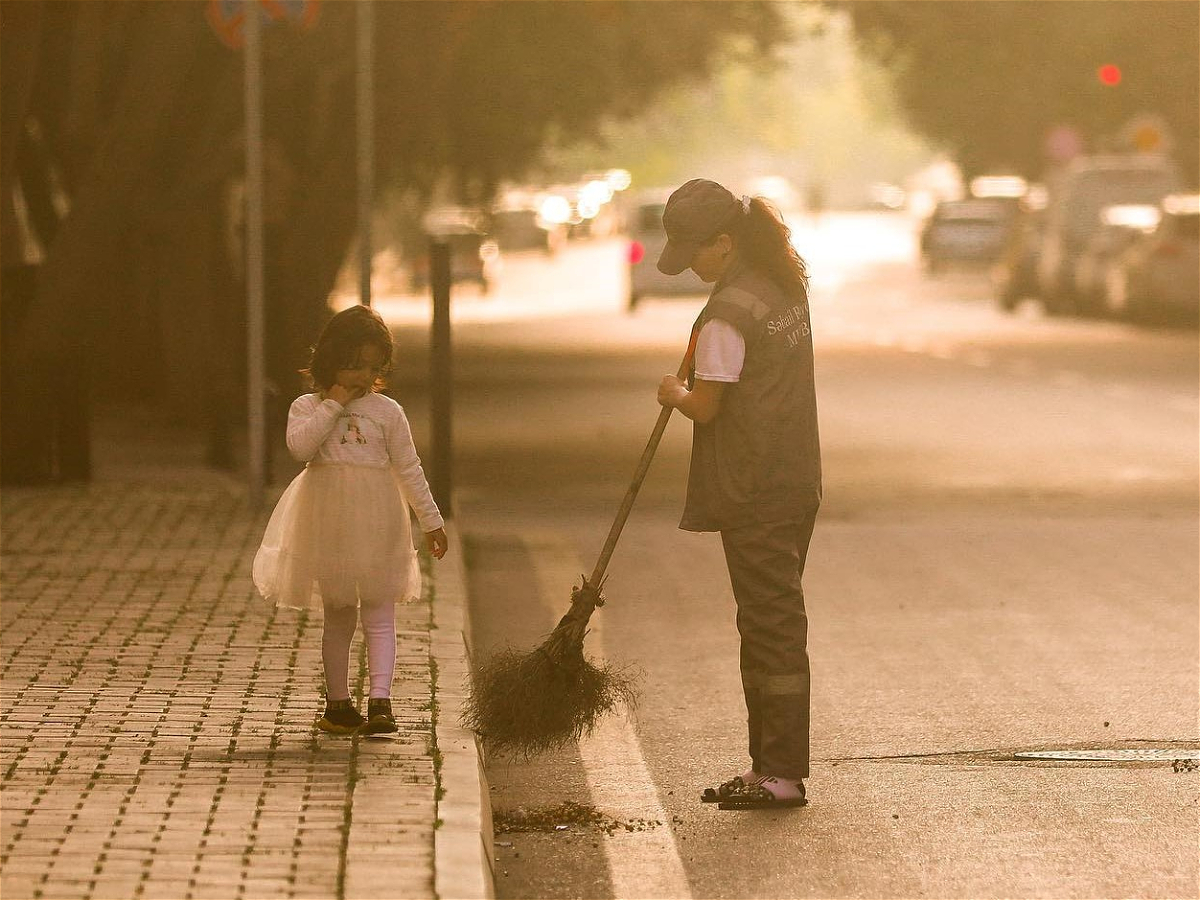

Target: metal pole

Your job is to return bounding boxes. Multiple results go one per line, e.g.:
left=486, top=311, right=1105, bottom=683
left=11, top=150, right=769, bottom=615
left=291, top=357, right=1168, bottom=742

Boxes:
left=244, top=1, right=266, bottom=506
left=429, top=240, right=452, bottom=517
left=356, top=0, right=374, bottom=306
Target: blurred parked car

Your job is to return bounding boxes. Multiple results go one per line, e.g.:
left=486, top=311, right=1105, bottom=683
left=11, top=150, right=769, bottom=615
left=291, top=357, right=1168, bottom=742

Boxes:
left=1036, top=155, right=1180, bottom=316
left=1071, top=204, right=1160, bottom=315
left=410, top=206, right=500, bottom=294
left=626, top=196, right=707, bottom=312
left=490, top=207, right=563, bottom=255
left=1103, top=194, right=1200, bottom=324
left=920, top=198, right=1017, bottom=274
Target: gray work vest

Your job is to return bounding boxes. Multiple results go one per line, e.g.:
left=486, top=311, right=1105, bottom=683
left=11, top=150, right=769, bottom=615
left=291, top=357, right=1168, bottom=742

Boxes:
left=679, top=260, right=822, bottom=533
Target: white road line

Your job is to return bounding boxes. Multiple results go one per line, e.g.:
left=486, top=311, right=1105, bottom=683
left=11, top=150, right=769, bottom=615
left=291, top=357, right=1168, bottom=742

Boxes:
left=523, top=532, right=693, bottom=900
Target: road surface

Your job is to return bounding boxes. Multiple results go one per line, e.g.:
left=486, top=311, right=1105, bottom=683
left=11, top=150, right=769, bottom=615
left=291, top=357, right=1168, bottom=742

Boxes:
left=376, top=212, right=1199, bottom=900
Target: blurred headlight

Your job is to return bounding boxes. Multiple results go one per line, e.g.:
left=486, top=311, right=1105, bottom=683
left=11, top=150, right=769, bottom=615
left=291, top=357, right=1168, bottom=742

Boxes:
left=1101, top=204, right=1161, bottom=231
left=580, top=180, right=613, bottom=208
left=970, top=176, right=1027, bottom=199
left=1162, top=194, right=1200, bottom=216
left=605, top=169, right=632, bottom=192
left=540, top=195, right=571, bottom=225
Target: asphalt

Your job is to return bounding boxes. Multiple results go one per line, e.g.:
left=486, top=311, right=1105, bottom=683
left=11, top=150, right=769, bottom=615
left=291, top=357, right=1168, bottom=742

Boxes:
left=0, top=411, right=493, bottom=900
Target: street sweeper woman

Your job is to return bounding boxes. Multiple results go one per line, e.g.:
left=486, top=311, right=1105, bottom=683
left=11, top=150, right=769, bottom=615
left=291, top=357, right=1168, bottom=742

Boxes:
left=253, top=304, right=448, bottom=736
left=655, top=178, right=821, bottom=810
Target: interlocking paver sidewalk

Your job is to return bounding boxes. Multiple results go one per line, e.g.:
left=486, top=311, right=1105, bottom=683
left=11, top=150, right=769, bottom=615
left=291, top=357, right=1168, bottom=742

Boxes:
left=0, top=462, right=483, bottom=900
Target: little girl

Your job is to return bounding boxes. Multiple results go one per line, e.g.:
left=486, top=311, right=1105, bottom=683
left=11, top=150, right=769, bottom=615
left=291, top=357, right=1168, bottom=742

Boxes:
left=253, top=305, right=448, bottom=736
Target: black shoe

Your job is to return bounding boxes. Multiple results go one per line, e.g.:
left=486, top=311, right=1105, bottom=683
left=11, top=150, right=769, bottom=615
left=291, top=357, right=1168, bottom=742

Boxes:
left=359, top=698, right=398, bottom=735
left=316, top=698, right=365, bottom=735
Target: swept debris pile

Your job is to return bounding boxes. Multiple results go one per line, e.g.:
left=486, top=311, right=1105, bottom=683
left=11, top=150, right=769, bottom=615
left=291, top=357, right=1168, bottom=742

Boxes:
left=494, top=801, right=661, bottom=836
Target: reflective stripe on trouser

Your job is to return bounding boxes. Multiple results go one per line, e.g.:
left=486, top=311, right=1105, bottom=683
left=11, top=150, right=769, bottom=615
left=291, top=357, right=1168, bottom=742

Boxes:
left=720, top=510, right=818, bottom=781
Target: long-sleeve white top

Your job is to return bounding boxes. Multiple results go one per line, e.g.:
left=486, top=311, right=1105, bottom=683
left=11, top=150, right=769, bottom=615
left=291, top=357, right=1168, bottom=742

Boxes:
left=286, top=391, right=444, bottom=533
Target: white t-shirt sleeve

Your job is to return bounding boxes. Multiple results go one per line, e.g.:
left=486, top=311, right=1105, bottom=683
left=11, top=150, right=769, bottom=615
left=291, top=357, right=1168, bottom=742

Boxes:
left=385, top=401, right=445, bottom=533
left=693, top=318, right=745, bottom=383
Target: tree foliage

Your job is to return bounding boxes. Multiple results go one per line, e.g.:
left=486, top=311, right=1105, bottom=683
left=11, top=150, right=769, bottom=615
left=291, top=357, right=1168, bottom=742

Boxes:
left=0, top=0, right=785, bottom=481
left=842, top=1, right=1199, bottom=183
left=544, top=7, right=934, bottom=207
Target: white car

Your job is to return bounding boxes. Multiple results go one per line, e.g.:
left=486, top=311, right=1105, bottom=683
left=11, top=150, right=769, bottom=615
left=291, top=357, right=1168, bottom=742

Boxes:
left=1037, top=154, right=1180, bottom=316
left=625, top=196, right=708, bottom=312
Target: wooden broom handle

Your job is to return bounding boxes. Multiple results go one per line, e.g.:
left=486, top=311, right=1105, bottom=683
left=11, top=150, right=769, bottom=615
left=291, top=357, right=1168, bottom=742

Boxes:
left=588, top=340, right=696, bottom=588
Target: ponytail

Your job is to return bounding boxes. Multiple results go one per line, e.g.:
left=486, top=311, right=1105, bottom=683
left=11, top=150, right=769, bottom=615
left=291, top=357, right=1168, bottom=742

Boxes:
left=733, top=197, right=809, bottom=299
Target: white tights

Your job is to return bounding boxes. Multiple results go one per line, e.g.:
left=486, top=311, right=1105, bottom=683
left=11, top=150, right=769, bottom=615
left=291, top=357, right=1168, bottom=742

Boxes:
left=321, top=600, right=395, bottom=701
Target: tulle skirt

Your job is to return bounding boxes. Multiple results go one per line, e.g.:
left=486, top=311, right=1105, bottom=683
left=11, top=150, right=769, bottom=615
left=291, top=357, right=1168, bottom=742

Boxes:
left=252, top=464, right=421, bottom=610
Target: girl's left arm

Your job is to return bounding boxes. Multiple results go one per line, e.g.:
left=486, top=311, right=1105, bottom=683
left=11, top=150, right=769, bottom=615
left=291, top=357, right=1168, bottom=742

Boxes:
left=386, top=403, right=445, bottom=536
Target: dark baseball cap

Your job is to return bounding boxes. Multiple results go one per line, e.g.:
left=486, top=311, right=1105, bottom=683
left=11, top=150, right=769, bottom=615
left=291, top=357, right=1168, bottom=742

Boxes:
left=656, top=178, right=742, bottom=275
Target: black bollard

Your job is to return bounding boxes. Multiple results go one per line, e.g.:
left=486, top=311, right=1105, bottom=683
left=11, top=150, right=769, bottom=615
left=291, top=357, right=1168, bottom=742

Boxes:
left=429, top=239, right=452, bottom=518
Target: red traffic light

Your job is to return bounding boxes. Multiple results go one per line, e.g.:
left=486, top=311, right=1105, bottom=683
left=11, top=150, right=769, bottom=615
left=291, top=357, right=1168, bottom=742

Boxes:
left=1097, top=64, right=1122, bottom=86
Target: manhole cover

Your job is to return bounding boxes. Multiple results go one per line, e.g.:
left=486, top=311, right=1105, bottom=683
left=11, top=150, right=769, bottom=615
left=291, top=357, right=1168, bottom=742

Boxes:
left=1014, top=748, right=1200, bottom=762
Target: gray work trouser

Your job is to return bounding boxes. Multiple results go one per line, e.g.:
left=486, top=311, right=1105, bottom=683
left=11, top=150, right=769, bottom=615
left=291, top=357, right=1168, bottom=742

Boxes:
left=720, top=508, right=818, bottom=781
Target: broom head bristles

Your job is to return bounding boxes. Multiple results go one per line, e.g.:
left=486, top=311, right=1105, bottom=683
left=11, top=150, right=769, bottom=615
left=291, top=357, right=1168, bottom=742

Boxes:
left=461, top=577, right=640, bottom=757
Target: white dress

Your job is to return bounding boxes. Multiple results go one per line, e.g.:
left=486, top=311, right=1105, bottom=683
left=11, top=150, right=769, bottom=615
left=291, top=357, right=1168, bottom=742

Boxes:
left=252, top=392, right=444, bottom=610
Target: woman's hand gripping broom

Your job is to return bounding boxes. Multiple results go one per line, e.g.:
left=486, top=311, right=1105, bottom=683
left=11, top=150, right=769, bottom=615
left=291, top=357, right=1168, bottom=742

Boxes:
left=462, top=339, right=697, bottom=757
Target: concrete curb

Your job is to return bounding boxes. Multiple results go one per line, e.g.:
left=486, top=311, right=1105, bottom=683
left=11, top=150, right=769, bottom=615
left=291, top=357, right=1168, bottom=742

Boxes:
left=432, top=522, right=495, bottom=900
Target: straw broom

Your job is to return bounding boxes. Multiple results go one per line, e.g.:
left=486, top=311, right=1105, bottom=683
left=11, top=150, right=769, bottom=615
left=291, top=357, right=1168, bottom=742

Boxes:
left=463, top=342, right=696, bottom=757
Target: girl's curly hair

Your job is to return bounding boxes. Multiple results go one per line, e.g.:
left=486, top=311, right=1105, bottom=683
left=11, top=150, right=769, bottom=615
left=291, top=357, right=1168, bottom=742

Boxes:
left=729, top=196, right=809, bottom=299
left=302, top=305, right=393, bottom=391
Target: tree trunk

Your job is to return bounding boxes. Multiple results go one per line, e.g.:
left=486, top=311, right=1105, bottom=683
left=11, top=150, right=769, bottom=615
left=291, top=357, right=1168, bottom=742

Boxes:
left=0, top=1, right=49, bottom=484
left=0, top=2, right=41, bottom=206
left=13, top=5, right=207, bottom=480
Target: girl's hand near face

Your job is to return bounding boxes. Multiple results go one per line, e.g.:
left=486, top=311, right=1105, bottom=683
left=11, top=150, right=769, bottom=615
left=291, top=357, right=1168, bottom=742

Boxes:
left=325, top=384, right=365, bottom=406
left=425, top=527, right=448, bottom=560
